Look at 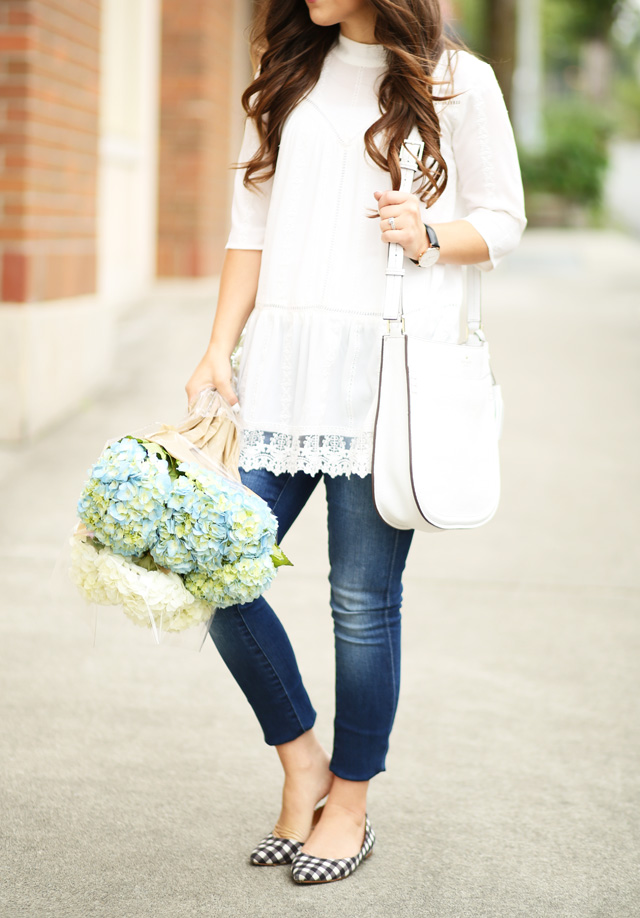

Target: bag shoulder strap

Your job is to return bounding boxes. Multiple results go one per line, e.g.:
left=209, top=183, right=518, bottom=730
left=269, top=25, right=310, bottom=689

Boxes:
left=382, top=128, right=483, bottom=340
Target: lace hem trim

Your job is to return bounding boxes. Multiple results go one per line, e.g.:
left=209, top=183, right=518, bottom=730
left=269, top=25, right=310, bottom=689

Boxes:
left=239, top=430, right=373, bottom=479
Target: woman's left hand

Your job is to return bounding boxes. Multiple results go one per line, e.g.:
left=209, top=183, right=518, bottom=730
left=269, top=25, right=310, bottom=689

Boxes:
left=374, top=190, right=427, bottom=261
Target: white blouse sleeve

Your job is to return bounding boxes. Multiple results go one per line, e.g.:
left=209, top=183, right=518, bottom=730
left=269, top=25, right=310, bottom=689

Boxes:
left=451, top=56, right=527, bottom=271
left=225, top=115, right=274, bottom=250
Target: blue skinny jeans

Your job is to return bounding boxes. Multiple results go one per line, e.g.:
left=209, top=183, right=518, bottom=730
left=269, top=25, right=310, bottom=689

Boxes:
left=208, top=467, right=414, bottom=782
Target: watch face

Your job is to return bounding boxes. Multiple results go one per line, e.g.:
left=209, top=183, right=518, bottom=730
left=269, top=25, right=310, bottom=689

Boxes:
left=418, top=246, right=440, bottom=267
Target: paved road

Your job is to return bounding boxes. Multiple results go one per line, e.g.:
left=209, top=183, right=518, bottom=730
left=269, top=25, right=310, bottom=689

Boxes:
left=1, top=229, right=639, bottom=918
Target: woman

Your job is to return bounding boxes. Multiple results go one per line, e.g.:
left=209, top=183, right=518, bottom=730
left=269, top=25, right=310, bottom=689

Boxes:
left=186, top=0, right=526, bottom=885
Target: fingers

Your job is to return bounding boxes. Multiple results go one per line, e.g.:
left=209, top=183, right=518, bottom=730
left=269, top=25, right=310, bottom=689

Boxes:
left=376, top=194, right=421, bottom=239
left=374, top=190, right=415, bottom=209
left=379, top=213, right=412, bottom=242
left=216, top=382, right=239, bottom=407
left=185, top=378, right=238, bottom=409
left=375, top=190, right=425, bottom=252
left=379, top=221, right=402, bottom=247
left=377, top=205, right=404, bottom=222
left=380, top=214, right=403, bottom=231
left=186, top=389, right=239, bottom=411
left=186, top=385, right=209, bottom=411
left=380, top=227, right=407, bottom=245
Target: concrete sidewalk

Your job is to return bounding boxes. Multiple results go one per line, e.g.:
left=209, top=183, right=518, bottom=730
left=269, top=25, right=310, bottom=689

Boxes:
left=1, top=228, right=639, bottom=918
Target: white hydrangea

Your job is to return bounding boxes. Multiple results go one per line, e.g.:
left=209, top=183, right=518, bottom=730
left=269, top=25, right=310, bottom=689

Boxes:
left=69, top=535, right=213, bottom=633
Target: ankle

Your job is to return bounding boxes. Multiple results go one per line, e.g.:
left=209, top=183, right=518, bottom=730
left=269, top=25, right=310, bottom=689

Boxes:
left=322, top=800, right=366, bottom=825
left=276, top=730, right=330, bottom=777
left=323, top=776, right=369, bottom=819
left=283, top=754, right=327, bottom=778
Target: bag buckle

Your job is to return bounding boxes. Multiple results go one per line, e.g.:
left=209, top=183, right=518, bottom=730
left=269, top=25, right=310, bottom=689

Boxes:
left=386, top=317, right=405, bottom=335
left=466, top=324, right=486, bottom=346
left=400, top=139, right=424, bottom=169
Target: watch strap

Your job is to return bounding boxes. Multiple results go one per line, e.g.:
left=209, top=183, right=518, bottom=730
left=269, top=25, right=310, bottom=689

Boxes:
left=424, top=224, right=440, bottom=249
left=409, top=224, right=439, bottom=265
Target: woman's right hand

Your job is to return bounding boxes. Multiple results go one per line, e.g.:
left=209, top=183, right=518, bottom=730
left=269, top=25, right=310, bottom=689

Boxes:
left=185, top=350, right=238, bottom=409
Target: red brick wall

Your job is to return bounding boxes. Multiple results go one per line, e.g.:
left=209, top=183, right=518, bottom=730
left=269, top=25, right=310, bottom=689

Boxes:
left=156, top=0, right=234, bottom=277
left=0, top=0, right=100, bottom=303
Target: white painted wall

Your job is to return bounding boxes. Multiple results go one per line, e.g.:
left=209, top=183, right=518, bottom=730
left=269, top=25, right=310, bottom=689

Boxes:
left=0, top=297, right=114, bottom=440
left=230, top=0, right=254, bottom=159
left=512, top=0, right=543, bottom=152
left=97, top=0, right=161, bottom=310
left=605, top=140, right=640, bottom=237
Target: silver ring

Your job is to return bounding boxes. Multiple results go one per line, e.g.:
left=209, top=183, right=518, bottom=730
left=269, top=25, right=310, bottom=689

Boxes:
left=389, top=217, right=396, bottom=230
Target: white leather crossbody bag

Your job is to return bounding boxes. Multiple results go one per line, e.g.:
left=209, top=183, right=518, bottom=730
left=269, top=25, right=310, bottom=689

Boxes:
left=371, top=131, right=503, bottom=532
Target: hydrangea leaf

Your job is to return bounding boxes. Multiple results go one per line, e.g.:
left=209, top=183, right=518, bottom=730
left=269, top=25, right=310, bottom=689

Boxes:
left=133, top=553, right=159, bottom=572
left=271, top=544, right=293, bottom=568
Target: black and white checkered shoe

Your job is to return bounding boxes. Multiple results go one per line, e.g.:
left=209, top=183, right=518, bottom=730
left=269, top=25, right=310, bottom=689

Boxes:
left=290, top=816, right=375, bottom=884
left=250, top=833, right=303, bottom=866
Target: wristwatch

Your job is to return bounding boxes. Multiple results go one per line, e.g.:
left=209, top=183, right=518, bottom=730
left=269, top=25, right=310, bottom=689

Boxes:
left=410, top=224, right=440, bottom=268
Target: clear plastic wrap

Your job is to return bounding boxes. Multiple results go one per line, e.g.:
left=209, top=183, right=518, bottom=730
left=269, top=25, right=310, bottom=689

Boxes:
left=54, top=389, right=291, bottom=650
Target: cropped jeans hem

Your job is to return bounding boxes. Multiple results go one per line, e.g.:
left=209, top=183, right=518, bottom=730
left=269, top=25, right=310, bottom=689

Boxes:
left=208, top=467, right=414, bottom=782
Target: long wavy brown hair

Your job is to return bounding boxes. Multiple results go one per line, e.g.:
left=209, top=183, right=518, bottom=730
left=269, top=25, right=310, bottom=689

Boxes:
left=238, top=0, right=465, bottom=208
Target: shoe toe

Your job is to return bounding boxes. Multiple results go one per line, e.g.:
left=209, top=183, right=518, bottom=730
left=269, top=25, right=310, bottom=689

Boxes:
left=250, top=833, right=302, bottom=866
left=291, top=817, right=375, bottom=884
left=291, top=854, right=351, bottom=884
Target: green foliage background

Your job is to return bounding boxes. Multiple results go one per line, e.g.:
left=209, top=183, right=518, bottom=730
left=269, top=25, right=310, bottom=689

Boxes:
left=519, top=101, right=611, bottom=205
left=450, top=0, right=640, bottom=214
left=453, top=0, right=624, bottom=61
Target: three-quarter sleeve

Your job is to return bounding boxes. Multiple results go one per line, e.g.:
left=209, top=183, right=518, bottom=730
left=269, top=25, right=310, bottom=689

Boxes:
left=225, top=114, right=274, bottom=250
left=451, top=56, right=527, bottom=271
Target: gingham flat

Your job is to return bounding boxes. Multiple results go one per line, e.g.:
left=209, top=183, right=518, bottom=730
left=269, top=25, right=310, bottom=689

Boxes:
left=250, top=833, right=303, bottom=866
left=290, top=816, right=375, bottom=884
left=250, top=801, right=327, bottom=866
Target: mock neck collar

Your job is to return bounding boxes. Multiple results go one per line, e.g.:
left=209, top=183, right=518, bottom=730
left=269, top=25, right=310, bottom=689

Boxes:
left=334, top=32, right=387, bottom=68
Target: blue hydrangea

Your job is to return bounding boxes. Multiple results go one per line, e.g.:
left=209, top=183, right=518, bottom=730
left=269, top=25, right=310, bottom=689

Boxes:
left=158, top=464, right=278, bottom=572
left=150, top=516, right=196, bottom=574
left=184, top=552, right=276, bottom=608
left=76, top=439, right=282, bottom=602
left=77, top=437, right=173, bottom=557
left=222, top=487, right=278, bottom=562
left=160, top=469, right=229, bottom=571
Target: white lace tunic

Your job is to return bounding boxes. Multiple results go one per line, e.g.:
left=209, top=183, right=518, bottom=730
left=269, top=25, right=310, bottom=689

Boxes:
left=226, top=33, right=527, bottom=478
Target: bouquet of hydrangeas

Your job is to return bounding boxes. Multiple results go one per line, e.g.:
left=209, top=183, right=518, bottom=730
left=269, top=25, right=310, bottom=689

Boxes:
left=67, top=390, right=290, bottom=645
